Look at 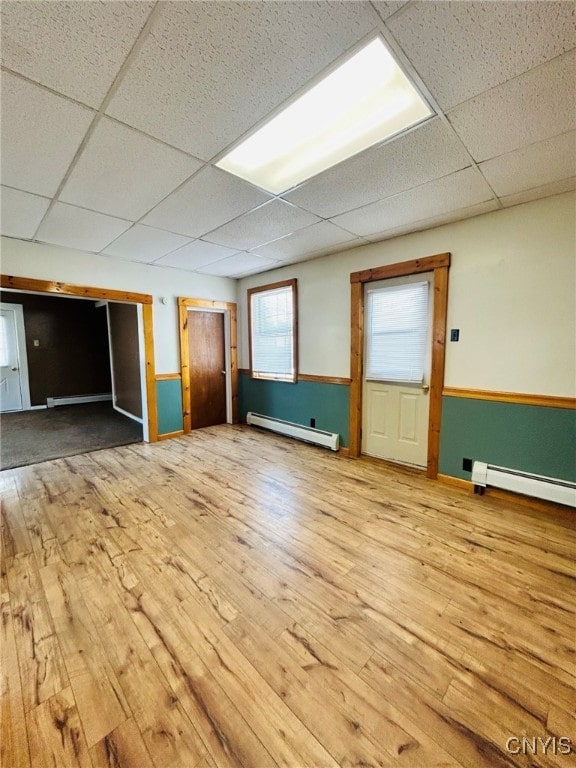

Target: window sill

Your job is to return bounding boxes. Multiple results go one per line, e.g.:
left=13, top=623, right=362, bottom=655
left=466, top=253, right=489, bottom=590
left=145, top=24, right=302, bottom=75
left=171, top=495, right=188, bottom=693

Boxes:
left=250, top=373, right=297, bottom=384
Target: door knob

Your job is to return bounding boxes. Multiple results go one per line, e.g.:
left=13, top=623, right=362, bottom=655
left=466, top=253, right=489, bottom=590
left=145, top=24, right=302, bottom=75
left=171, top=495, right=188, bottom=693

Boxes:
left=11, top=366, right=18, bottom=372
left=422, top=383, right=430, bottom=393
left=221, top=370, right=226, bottom=375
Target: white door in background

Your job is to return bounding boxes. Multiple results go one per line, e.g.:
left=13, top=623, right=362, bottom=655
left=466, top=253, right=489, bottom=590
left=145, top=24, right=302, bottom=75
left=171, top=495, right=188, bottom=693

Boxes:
left=0, top=303, right=31, bottom=413
left=362, top=274, right=433, bottom=468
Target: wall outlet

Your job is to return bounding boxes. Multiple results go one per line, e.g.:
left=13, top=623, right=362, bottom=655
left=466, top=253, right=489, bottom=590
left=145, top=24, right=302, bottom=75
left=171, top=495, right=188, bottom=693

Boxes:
left=33, top=339, right=40, bottom=347
left=450, top=329, right=460, bottom=342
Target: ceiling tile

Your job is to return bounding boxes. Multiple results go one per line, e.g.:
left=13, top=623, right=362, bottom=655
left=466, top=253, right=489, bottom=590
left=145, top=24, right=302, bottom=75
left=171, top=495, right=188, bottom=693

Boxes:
left=60, top=117, right=202, bottom=221
left=35, top=202, right=132, bottom=252
left=500, top=177, right=576, bottom=209
left=0, top=72, right=94, bottom=197
left=1, top=1, right=154, bottom=107
left=365, top=200, right=500, bottom=242
left=252, top=220, right=358, bottom=261
left=197, top=252, right=280, bottom=278
left=387, top=1, right=576, bottom=109
left=371, top=2, right=410, bottom=22
left=105, top=1, right=376, bottom=158
left=479, top=131, right=576, bottom=197
left=368, top=200, right=498, bottom=243
left=0, top=186, right=50, bottom=239
left=2, top=2, right=574, bottom=282
left=204, top=200, right=320, bottom=251
left=274, top=237, right=370, bottom=265
left=101, top=224, right=191, bottom=263
left=448, top=50, right=576, bottom=162
left=235, top=265, right=285, bottom=279
left=142, top=166, right=270, bottom=238
left=154, top=240, right=240, bottom=271
left=331, top=167, right=494, bottom=236
left=284, top=118, right=471, bottom=218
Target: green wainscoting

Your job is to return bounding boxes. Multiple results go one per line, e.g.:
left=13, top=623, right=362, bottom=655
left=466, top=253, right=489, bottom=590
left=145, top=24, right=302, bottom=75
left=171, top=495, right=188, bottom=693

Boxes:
left=156, top=378, right=183, bottom=435
left=439, top=396, right=576, bottom=482
left=238, top=373, right=350, bottom=446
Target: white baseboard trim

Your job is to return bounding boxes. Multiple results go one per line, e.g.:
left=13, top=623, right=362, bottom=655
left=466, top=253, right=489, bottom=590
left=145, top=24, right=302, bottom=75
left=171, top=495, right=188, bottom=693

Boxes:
left=47, top=393, right=112, bottom=408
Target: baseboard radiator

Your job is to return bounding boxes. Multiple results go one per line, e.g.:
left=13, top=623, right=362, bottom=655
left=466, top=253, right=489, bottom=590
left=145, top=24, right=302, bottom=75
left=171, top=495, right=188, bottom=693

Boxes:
left=246, top=412, right=339, bottom=451
left=47, top=393, right=112, bottom=408
left=472, top=461, right=576, bottom=507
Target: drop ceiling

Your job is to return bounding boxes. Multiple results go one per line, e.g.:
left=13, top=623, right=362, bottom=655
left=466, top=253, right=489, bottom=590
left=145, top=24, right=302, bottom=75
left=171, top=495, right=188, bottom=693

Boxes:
left=1, top=1, right=574, bottom=279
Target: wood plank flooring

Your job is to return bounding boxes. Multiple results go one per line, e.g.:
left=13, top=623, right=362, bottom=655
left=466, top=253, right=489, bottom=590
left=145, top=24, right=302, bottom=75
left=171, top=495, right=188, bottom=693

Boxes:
left=1, top=424, right=574, bottom=768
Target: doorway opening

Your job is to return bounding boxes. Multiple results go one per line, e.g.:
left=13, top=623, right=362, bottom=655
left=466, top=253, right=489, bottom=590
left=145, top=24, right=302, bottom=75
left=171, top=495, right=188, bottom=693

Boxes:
left=349, top=253, right=450, bottom=478
left=178, top=297, right=238, bottom=433
left=0, top=274, right=157, bottom=468
left=0, top=290, right=149, bottom=469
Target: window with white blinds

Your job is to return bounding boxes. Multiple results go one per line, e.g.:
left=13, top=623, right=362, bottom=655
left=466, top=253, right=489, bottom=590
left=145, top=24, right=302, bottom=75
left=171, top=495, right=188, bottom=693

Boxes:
left=365, top=281, right=429, bottom=383
left=249, top=279, right=297, bottom=382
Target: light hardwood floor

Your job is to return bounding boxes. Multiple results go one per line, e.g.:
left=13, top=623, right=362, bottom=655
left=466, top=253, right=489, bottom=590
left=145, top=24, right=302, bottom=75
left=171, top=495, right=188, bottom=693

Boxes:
left=1, top=424, right=574, bottom=768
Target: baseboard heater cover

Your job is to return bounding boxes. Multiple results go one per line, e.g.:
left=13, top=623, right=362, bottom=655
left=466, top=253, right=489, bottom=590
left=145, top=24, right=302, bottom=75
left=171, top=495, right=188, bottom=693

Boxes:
left=246, top=412, right=339, bottom=451
left=46, top=393, right=112, bottom=408
left=472, top=461, right=576, bottom=507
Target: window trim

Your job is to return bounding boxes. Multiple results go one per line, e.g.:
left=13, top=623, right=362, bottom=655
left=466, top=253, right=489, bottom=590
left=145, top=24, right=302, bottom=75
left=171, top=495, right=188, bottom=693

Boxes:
left=248, top=278, right=298, bottom=383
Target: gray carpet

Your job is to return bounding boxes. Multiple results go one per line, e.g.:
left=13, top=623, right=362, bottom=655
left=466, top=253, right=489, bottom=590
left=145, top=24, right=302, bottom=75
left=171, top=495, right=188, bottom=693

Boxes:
left=1, top=402, right=143, bottom=470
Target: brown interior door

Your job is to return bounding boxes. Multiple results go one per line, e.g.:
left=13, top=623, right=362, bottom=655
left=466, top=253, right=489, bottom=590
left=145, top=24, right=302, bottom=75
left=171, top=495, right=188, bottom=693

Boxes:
left=188, top=310, right=227, bottom=429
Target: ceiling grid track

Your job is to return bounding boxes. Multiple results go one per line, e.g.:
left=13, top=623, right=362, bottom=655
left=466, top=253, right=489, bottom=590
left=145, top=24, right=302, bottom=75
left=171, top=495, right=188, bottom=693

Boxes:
left=1, top=1, right=573, bottom=277
left=30, top=1, right=164, bottom=241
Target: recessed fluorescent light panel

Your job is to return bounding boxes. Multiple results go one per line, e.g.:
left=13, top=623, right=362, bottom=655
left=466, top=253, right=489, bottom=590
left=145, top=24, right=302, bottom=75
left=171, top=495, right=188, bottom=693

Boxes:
left=216, top=37, right=434, bottom=195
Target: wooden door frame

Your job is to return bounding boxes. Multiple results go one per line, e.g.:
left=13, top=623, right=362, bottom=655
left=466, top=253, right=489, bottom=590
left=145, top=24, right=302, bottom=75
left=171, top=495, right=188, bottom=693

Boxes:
left=349, top=253, right=450, bottom=478
left=0, top=274, right=158, bottom=442
left=178, top=297, right=238, bottom=433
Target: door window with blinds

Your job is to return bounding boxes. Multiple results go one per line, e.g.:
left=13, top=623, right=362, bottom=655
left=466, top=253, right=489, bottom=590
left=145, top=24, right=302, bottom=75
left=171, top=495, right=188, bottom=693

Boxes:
left=365, top=281, right=429, bottom=383
left=248, top=279, right=298, bottom=382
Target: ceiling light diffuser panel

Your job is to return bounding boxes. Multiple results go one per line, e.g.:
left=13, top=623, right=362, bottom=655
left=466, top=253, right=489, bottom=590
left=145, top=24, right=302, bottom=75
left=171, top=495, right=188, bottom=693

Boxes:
left=216, top=37, right=433, bottom=195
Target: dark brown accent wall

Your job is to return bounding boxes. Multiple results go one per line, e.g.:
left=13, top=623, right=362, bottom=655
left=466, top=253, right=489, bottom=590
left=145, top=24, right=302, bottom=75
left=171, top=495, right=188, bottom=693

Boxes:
left=0, top=291, right=111, bottom=406
left=108, top=302, right=142, bottom=418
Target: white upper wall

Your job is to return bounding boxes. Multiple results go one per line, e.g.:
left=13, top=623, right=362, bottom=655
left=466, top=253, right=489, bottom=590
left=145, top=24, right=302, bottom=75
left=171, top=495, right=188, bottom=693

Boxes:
left=0, top=238, right=236, bottom=373
left=238, top=192, right=576, bottom=397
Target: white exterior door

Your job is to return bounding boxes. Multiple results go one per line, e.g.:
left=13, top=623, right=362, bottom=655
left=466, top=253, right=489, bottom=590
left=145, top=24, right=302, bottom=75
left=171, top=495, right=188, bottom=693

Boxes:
left=0, top=305, right=29, bottom=413
left=362, top=274, right=433, bottom=468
